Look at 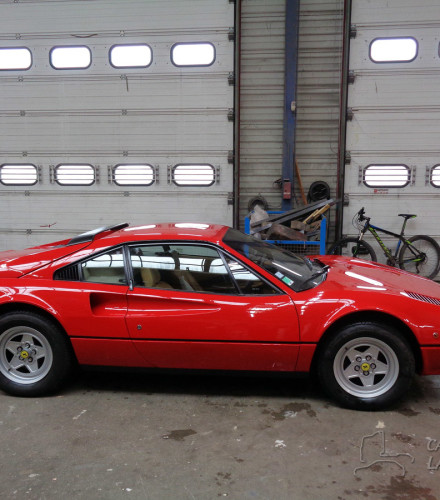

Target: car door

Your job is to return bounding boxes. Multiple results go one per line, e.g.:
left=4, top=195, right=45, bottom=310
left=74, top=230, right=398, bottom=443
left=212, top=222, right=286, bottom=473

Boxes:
left=52, top=246, right=144, bottom=366
left=125, top=242, right=300, bottom=372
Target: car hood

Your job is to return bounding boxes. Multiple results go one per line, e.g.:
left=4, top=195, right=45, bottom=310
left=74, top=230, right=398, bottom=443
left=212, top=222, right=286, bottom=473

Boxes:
left=318, top=255, right=440, bottom=298
left=0, top=241, right=89, bottom=278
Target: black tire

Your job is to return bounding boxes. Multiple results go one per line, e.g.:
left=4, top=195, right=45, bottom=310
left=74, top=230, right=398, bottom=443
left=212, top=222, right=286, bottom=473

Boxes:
left=307, top=181, right=330, bottom=203
left=398, top=235, right=440, bottom=280
left=328, top=237, right=377, bottom=262
left=0, top=311, right=73, bottom=397
left=317, top=322, right=415, bottom=410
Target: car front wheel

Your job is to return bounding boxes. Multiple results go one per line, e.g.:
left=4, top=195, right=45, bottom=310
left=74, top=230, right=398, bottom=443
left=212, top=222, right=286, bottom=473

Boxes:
left=0, top=312, right=73, bottom=397
left=317, top=322, right=415, bottom=410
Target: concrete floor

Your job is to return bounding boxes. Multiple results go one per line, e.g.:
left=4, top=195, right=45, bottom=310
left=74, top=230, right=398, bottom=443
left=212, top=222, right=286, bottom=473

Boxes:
left=1, top=371, right=440, bottom=500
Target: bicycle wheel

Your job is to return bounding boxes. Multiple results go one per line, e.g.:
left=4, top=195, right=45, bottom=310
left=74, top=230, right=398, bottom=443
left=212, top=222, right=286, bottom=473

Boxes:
left=398, top=235, right=440, bottom=279
left=328, top=237, right=377, bottom=261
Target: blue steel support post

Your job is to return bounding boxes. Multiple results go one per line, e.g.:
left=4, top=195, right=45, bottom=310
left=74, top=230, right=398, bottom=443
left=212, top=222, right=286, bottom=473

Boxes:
left=319, top=217, right=327, bottom=255
left=281, top=0, right=300, bottom=211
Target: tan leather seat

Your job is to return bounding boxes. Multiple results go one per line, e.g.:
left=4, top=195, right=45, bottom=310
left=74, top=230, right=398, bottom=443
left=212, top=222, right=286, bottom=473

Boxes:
left=174, top=269, right=203, bottom=291
left=140, top=268, right=172, bottom=289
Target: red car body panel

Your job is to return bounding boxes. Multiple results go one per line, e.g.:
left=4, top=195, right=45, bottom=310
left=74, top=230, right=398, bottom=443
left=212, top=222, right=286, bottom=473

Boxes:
left=420, top=348, right=440, bottom=374
left=0, top=240, right=89, bottom=277
left=1, top=222, right=440, bottom=377
left=125, top=287, right=299, bottom=370
left=300, top=257, right=440, bottom=345
left=71, top=338, right=300, bottom=372
left=71, top=338, right=147, bottom=367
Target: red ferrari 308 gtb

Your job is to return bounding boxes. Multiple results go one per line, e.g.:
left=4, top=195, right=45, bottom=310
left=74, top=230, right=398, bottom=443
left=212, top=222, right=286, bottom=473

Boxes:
left=0, top=222, right=439, bottom=410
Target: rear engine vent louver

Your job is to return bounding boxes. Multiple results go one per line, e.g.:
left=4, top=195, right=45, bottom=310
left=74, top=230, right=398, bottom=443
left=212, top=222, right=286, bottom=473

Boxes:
left=54, top=265, right=79, bottom=281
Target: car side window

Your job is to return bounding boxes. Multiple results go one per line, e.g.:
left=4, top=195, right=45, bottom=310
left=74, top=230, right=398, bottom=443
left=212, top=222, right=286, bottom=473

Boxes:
left=129, top=244, right=238, bottom=294
left=223, top=256, right=279, bottom=295
left=81, top=247, right=127, bottom=285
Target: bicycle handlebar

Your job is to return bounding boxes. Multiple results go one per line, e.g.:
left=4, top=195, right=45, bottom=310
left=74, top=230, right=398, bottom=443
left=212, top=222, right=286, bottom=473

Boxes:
left=358, top=207, right=366, bottom=221
left=354, top=207, right=370, bottom=230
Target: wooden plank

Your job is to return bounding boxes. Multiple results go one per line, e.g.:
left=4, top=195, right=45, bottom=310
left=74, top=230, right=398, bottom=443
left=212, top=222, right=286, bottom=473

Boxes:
left=251, top=198, right=338, bottom=232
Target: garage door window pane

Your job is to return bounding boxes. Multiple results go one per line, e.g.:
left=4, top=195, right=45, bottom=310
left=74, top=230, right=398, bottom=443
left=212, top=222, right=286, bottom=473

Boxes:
left=50, top=46, right=91, bottom=69
left=55, top=165, right=95, bottom=185
left=0, top=164, right=37, bottom=185
left=370, top=38, right=417, bottom=63
left=171, top=43, right=215, bottom=67
left=114, top=164, right=154, bottom=186
left=110, top=44, right=152, bottom=68
left=0, top=48, right=32, bottom=70
left=364, top=165, right=410, bottom=187
left=173, top=165, right=215, bottom=186
left=431, top=166, right=440, bottom=187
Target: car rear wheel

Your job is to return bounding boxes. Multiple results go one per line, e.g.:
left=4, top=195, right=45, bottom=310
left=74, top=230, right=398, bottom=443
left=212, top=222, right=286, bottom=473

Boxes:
left=0, top=312, right=73, bottom=396
left=317, top=322, right=415, bottom=410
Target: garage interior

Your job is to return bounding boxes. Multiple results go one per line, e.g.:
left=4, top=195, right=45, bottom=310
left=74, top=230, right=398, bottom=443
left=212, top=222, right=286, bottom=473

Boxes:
left=1, top=0, right=440, bottom=499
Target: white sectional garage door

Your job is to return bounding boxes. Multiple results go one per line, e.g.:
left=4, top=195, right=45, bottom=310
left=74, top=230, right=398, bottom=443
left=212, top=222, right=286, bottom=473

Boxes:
left=343, top=0, right=440, bottom=259
left=0, top=0, right=234, bottom=250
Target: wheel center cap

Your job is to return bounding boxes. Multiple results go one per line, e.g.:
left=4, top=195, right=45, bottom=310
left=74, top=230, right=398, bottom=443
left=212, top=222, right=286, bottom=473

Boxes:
left=361, top=362, right=370, bottom=371
left=20, top=350, right=29, bottom=360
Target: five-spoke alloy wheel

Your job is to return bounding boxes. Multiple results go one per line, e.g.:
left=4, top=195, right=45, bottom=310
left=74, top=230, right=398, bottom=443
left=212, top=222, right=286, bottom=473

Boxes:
left=317, top=322, right=415, bottom=410
left=0, top=326, right=54, bottom=384
left=0, top=312, right=73, bottom=396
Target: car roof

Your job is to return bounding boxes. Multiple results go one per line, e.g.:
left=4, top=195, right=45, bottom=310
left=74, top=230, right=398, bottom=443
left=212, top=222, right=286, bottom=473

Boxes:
left=94, top=222, right=230, bottom=247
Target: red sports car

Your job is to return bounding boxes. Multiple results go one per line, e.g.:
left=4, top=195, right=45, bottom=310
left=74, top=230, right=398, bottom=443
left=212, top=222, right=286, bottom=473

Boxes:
left=0, top=222, right=439, bottom=410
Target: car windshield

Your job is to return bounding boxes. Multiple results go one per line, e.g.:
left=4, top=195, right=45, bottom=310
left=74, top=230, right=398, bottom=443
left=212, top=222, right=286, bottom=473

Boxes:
left=223, top=228, right=327, bottom=292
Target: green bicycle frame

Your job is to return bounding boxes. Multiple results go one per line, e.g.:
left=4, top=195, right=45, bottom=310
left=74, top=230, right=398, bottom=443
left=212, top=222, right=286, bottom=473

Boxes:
left=360, top=218, right=420, bottom=264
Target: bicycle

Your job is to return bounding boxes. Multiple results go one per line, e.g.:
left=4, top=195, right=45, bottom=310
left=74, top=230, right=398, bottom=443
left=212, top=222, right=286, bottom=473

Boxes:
left=328, top=207, right=440, bottom=280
